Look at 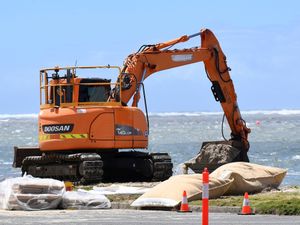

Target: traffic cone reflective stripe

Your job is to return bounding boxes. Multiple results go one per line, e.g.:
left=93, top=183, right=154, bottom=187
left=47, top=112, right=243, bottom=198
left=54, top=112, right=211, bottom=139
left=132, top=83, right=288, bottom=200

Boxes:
left=239, top=192, right=255, bottom=215
left=180, top=190, right=189, bottom=211
left=178, top=190, right=192, bottom=212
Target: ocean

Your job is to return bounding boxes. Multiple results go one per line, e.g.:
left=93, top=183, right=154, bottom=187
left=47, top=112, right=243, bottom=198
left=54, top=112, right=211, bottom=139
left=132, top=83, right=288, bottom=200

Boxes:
left=0, top=110, right=299, bottom=186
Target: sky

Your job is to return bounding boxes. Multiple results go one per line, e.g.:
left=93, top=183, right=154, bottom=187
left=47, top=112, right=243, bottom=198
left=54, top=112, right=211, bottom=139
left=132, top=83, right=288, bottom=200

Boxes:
left=0, top=0, right=299, bottom=114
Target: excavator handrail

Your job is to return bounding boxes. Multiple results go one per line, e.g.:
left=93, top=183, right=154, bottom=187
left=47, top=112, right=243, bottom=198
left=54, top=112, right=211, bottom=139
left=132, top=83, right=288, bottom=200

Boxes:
left=40, top=83, right=122, bottom=108
left=40, top=65, right=122, bottom=73
left=40, top=65, right=123, bottom=108
left=40, top=101, right=122, bottom=109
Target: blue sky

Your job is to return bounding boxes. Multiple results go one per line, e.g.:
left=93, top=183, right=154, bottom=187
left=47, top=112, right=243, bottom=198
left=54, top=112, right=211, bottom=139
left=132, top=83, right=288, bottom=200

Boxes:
left=0, top=0, right=299, bottom=113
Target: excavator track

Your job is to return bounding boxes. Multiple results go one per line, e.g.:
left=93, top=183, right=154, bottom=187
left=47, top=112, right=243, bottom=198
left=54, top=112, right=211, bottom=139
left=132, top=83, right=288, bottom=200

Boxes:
left=150, top=153, right=173, bottom=182
left=100, top=151, right=173, bottom=182
left=16, top=147, right=173, bottom=184
left=21, top=153, right=103, bottom=185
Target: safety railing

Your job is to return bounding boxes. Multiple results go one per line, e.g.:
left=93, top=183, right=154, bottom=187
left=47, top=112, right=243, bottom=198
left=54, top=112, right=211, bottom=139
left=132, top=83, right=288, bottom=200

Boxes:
left=39, top=65, right=122, bottom=109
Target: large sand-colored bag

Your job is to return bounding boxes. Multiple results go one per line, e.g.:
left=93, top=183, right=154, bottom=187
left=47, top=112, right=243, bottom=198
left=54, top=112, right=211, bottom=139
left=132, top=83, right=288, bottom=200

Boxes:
left=210, top=162, right=287, bottom=195
left=131, top=174, right=233, bottom=207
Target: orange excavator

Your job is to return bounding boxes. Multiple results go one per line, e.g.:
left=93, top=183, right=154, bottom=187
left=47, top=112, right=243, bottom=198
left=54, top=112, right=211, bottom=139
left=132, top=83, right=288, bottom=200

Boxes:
left=13, top=28, right=250, bottom=184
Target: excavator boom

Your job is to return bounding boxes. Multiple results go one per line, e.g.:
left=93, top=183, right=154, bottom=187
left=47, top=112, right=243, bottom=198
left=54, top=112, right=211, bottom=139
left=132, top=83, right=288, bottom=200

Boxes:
left=118, top=29, right=250, bottom=154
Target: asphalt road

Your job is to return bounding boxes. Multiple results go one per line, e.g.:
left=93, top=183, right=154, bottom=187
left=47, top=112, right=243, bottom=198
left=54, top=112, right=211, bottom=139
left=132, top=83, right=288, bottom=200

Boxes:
left=0, top=209, right=299, bottom=225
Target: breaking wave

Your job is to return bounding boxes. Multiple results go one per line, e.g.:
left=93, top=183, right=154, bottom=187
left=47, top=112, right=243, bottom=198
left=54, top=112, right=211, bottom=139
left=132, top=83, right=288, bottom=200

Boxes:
left=292, top=155, right=300, bottom=160
left=0, top=109, right=299, bottom=118
left=0, top=114, right=38, bottom=119
left=149, top=112, right=222, bottom=117
left=149, top=109, right=300, bottom=117
left=241, top=109, right=300, bottom=115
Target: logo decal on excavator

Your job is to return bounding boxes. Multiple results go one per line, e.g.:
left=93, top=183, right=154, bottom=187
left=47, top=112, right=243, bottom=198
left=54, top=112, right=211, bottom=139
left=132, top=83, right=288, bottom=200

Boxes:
left=115, top=124, right=143, bottom=136
left=42, top=124, right=74, bottom=134
left=171, top=54, right=193, bottom=62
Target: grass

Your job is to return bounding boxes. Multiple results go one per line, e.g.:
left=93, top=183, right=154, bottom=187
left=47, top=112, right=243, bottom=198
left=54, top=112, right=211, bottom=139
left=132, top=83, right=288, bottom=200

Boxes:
left=190, top=191, right=300, bottom=215
left=75, top=184, right=300, bottom=215
left=74, top=185, right=93, bottom=191
left=106, top=194, right=141, bottom=203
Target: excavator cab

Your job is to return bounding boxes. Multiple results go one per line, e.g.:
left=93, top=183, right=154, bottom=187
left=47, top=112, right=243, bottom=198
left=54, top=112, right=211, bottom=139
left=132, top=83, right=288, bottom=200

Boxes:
left=78, top=78, right=111, bottom=103
left=40, top=66, right=118, bottom=107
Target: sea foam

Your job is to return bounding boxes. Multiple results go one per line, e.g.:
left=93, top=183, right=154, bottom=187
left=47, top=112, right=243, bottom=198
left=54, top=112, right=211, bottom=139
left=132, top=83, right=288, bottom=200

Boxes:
left=0, top=114, right=38, bottom=119
left=149, top=109, right=300, bottom=117
left=0, top=109, right=299, bottom=118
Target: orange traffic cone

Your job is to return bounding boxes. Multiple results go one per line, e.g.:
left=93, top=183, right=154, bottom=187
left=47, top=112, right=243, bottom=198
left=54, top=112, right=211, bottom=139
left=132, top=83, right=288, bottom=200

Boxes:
left=178, top=190, right=192, bottom=213
left=239, top=192, right=255, bottom=215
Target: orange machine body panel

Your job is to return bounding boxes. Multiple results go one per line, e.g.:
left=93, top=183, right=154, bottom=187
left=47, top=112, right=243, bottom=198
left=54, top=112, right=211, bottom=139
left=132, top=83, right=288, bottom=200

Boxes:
left=39, top=106, right=148, bottom=151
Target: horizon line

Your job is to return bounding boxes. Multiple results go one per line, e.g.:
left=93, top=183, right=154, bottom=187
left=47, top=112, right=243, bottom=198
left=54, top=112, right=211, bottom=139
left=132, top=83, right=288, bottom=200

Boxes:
left=1, top=109, right=300, bottom=118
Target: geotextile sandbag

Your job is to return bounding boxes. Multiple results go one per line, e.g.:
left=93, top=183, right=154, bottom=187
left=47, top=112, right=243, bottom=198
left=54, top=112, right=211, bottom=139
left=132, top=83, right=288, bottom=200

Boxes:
left=62, top=190, right=111, bottom=209
left=0, top=175, right=65, bottom=210
left=210, top=162, right=287, bottom=195
left=131, top=174, right=233, bottom=207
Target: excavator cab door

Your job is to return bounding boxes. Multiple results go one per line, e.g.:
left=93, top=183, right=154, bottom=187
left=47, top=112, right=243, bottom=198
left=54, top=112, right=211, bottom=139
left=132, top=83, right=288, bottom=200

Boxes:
left=78, top=78, right=111, bottom=102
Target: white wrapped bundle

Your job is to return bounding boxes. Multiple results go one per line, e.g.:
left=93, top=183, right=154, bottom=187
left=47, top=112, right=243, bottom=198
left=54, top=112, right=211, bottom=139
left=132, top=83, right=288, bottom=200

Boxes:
left=62, top=190, right=111, bottom=209
left=0, top=175, right=65, bottom=210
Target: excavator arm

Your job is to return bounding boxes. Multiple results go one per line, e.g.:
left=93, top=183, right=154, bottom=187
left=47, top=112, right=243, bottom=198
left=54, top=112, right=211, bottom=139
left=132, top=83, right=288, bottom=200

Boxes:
left=115, top=28, right=250, bottom=157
